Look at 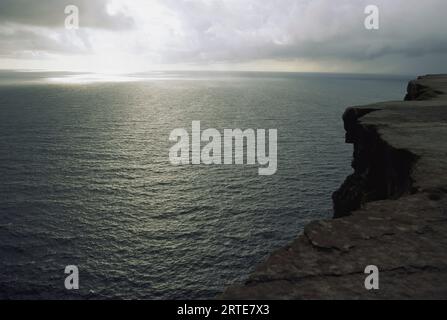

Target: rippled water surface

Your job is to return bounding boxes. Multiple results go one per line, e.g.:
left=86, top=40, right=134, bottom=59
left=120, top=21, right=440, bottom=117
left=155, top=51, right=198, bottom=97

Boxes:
left=0, top=71, right=408, bottom=299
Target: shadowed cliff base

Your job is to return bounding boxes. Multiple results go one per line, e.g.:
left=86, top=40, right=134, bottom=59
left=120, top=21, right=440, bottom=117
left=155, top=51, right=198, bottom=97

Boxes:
left=221, top=75, right=447, bottom=299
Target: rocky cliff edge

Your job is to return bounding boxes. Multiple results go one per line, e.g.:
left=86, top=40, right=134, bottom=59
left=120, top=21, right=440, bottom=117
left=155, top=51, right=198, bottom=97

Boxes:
left=221, top=75, right=447, bottom=299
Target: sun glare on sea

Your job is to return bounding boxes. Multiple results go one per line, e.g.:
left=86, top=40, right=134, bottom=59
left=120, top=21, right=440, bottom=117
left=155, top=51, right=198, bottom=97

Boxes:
left=47, top=73, right=144, bottom=84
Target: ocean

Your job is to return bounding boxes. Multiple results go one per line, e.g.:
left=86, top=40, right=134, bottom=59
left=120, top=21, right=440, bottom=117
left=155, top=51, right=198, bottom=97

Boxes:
left=0, top=71, right=409, bottom=299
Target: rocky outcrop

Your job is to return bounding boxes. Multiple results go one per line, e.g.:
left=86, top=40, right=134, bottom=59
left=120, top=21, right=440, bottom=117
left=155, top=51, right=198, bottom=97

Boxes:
left=405, top=74, right=447, bottom=101
left=332, top=107, right=417, bottom=218
left=221, top=75, right=447, bottom=299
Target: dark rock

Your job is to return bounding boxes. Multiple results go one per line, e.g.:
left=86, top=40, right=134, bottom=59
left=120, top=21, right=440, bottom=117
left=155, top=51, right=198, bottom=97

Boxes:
left=332, top=107, right=416, bottom=218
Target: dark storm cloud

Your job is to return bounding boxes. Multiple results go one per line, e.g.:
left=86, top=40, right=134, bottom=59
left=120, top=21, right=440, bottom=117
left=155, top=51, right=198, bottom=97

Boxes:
left=0, top=0, right=133, bottom=29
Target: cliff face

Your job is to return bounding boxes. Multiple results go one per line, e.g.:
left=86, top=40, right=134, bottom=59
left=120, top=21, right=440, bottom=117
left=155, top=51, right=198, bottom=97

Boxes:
left=332, top=107, right=417, bottom=218
left=221, top=75, right=447, bottom=299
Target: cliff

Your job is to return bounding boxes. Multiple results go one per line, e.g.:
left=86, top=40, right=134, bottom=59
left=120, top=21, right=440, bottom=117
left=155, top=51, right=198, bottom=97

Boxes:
left=221, top=75, right=447, bottom=299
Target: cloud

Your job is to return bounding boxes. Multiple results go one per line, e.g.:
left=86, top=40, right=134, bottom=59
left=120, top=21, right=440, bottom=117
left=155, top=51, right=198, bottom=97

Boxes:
left=0, top=0, right=134, bottom=29
left=0, top=0, right=446, bottom=73
left=155, top=0, right=447, bottom=62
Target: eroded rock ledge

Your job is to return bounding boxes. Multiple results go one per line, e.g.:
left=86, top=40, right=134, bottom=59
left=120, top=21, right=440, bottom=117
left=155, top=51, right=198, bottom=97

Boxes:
left=221, top=75, right=447, bottom=299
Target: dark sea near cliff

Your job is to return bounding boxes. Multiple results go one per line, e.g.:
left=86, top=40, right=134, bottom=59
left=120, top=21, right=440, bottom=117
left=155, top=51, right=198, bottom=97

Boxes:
left=0, top=71, right=408, bottom=299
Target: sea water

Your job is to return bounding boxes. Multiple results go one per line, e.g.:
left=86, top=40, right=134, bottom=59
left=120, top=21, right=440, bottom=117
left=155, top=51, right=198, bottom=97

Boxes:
left=0, top=71, right=408, bottom=299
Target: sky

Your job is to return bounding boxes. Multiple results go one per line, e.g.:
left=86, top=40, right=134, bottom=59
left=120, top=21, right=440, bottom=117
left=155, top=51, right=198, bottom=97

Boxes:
left=0, top=0, right=446, bottom=74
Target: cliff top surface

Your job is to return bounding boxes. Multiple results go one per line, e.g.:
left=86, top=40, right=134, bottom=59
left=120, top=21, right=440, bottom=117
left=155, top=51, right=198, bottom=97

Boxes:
left=221, top=75, right=447, bottom=299
left=358, top=75, right=447, bottom=193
